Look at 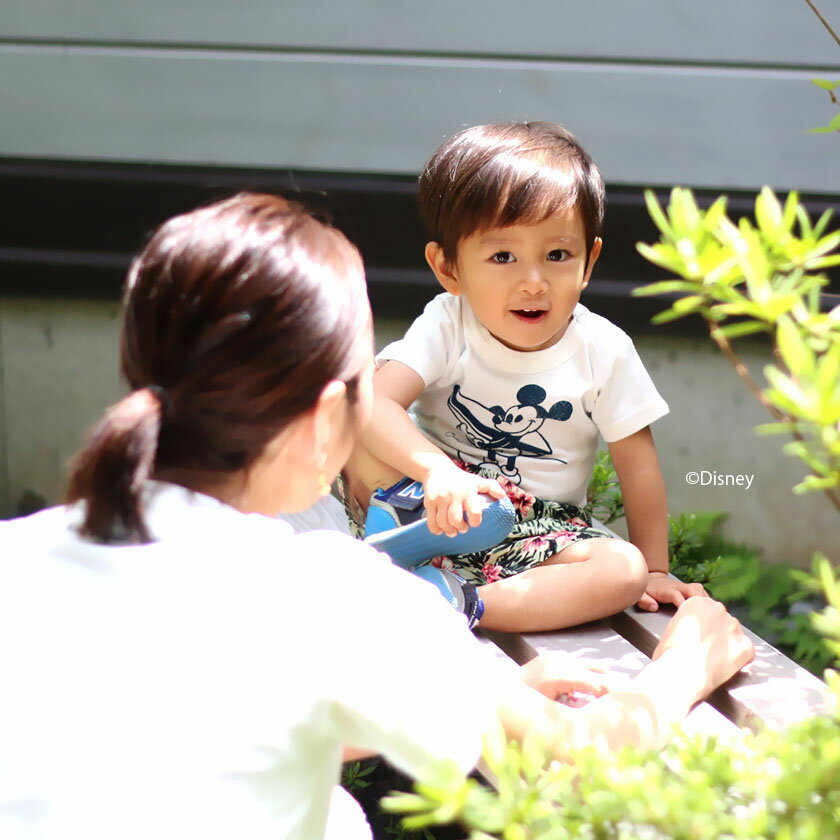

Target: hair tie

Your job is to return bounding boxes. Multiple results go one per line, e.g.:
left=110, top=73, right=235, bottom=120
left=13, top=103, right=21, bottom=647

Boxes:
left=147, top=385, right=170, bottom=419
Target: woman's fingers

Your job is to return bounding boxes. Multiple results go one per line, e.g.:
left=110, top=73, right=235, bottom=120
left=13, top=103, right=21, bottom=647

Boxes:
left=653, top=598, right=756, bottom=694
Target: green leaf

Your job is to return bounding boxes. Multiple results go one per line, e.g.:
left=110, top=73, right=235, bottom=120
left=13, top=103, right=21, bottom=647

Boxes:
left=756, top=187, right=783, bottom=238
left=782, top=191, right=799, bottom=234
left=636, top=242, right=688, bottom=274
left=632, top=279, right=700, bottom=297
left=818, top=342, right=840, bottom=395
left=754, top=421, right=800, bottom=435
left=805, top=230, right=840, bottom=263
left=776, top=315, right=816, bottom=377
left=810, top=254, right=840, bottom=269
left=671, top=294, right=705, bottom=314
left=715, top=321, right=768, bottom=339
left=669, top=188, right=699, bottom=237
left=809, top=113, right=840, bottom=133
left=793, top=474, right=840, bottom=493
left=764, top=364, right=810, bottom=409
left=644, top=190, right=674, bottom=238
left=812, top=78, right=840, bottom=91
left=795, top=204, right=815, bottom=238
left=812, top=208, right=834, bottom=239
left=651, top=307, right=690, bottom=324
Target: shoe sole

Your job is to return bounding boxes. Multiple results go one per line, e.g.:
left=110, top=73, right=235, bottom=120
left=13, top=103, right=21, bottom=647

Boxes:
left=365, top=495, right=517, bottom=569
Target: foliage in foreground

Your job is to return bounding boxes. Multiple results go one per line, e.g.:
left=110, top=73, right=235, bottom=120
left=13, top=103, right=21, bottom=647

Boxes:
left=384, top=558, right=840, bottom=840
left=384, top=712, right=840, bottom=840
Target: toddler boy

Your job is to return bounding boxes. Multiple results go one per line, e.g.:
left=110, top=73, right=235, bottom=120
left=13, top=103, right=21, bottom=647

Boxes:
left=345, top=122, right=706, bottom=632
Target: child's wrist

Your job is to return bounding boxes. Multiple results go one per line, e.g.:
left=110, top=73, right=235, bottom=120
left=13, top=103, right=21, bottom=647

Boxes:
left=414, top=452, right=456, bottom=481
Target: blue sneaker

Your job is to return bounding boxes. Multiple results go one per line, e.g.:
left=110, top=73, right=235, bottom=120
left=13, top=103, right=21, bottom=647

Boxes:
left=364, top=477, right=516, bottom=569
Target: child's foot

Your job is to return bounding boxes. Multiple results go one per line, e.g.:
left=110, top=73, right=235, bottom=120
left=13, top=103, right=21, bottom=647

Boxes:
left=410, top=565, right=484, bottom=629
left=363, top=477, right=516, bottom=569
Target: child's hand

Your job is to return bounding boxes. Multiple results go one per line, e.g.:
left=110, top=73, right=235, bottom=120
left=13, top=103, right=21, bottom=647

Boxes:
left=637, top=572, right=708, bottom=612
left=423, top=463, right=506, bottom=537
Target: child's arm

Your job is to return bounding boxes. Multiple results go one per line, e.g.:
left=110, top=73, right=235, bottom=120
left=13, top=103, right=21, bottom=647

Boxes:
left=607, top=426, right=707, bottom=611
left=362, top=361, right=504, bottom=536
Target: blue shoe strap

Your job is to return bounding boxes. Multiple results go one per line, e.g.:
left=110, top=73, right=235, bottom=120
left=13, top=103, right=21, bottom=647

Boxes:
left=375, top=477, right=425, bottom=511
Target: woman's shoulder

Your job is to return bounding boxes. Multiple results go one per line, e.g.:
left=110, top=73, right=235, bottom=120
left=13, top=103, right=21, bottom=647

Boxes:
left=0, top=504, right=76, bottom=549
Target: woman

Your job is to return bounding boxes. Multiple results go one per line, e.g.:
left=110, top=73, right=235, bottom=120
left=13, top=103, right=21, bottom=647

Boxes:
left=0, top=194, right=753, bottom=840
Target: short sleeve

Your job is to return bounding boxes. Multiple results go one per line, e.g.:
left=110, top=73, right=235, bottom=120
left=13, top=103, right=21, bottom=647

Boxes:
left=376, top=294, right=461, bottom=388
left=590, top=333, right=669, bottom=442
left=296, top=533, right=520, bottom=778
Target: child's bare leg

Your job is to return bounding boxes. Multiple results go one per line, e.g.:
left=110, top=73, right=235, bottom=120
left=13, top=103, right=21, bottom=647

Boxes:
left=477, top=538, right=648, bottom=633
left=342, top=442, right=405, bottom=517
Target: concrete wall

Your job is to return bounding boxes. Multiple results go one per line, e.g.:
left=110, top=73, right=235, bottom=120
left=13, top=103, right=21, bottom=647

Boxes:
left=0, top=298, right=123, bottom=515
left=3, top=298, right=836, bottom=566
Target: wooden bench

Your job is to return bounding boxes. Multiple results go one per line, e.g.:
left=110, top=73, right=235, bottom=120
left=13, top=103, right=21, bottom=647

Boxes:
left=475, top=520, right=832, bottom=738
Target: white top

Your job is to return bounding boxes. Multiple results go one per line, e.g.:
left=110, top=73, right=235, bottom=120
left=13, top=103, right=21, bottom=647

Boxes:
left=0, top=482, right=518, bottom=840
left=275, top=493, right=352, bottom=536
left=378, top=294, right=669, bottom=506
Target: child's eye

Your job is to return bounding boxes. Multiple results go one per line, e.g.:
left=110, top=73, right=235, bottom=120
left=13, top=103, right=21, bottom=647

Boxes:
left=490, top=251, right=515, bottom=264
left=547, top=249, right=570, bottom=262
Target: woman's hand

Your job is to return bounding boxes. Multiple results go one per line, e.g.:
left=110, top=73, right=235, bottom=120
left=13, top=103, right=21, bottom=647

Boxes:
left=519, top=653, right=622, bottom=701
left=652, top=597, right=755, bottom=698
left=423, top=462, right=506, bottom=537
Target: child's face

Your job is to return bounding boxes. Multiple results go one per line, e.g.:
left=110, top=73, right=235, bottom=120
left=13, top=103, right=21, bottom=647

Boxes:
left=428, top=207, right=601, bottom=352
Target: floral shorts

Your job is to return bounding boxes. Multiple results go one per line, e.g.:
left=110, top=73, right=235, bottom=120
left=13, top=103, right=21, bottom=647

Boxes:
left=339, top=461, right=612, bottom=586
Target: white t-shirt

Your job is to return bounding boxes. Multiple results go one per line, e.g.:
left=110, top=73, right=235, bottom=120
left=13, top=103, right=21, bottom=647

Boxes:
left=378, top=294, right=669, bottom=506
left=0, top=482, right=518, bottom=840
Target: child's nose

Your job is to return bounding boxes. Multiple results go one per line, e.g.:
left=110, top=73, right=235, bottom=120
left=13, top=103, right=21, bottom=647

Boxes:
left=519, top=265, right=547, bottom=294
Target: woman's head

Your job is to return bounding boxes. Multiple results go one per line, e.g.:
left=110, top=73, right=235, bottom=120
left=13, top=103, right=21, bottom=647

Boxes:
left=68, top=193, right=372, bottom=542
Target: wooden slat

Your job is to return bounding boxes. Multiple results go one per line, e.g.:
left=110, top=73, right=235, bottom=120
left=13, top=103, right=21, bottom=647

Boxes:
left=608, top=606, right=832, bottom=730
left=479, top=622, right=740, bottom=739
left=3, top=1, right=838, bottom=67
left=0, top=46, right=835, bottom=193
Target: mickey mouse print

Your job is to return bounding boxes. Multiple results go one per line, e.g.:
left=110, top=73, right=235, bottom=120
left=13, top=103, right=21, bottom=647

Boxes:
left=447, top=384, right=573, bottom=485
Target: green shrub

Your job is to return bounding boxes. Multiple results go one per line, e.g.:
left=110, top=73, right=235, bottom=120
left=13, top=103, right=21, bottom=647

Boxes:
left=383, top=557, right=840, bottom=839
left=384, top=706, right=840, bottom=839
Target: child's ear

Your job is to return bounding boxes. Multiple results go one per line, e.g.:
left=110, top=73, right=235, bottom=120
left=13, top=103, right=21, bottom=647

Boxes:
left=581, top=237, right=603, bottom=289
left=425, top=242, right=462, bottom=295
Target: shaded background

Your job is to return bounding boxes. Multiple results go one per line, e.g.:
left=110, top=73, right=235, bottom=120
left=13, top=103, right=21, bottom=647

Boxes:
left=1, top=0, right=838, bottom=562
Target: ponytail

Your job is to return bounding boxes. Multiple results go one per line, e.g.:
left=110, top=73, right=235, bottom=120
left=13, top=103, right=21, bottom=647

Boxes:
left=66, top=387, right=165, bottom=543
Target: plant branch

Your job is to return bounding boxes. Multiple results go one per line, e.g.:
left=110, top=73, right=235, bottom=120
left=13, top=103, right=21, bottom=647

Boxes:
left=803, top=0, right=840, bottom=47
left=707, top=322, right=786, bottom=422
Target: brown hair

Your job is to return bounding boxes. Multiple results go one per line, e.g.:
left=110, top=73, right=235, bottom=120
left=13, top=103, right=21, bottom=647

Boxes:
left=418, top=121, right=605, bottom=266
left=67, top=193, right=369, bottom=543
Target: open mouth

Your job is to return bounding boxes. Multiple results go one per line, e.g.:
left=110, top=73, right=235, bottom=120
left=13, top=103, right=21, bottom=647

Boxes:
left=511, top=308, right=547, bottom=323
